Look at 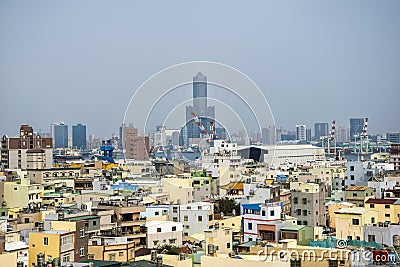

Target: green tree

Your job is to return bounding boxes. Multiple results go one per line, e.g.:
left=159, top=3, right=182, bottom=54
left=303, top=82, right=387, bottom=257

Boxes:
left=214, top=197, right=240, bottom=215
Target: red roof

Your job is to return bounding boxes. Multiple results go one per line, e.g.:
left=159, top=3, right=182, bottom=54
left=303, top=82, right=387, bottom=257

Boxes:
left=365, top=198, right=397, bottom=204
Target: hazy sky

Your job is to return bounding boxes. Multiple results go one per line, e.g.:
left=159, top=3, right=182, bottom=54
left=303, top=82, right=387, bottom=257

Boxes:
left=1, top=1, right=399, bottom=137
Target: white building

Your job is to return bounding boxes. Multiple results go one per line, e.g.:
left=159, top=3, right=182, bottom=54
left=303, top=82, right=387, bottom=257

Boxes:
left=242, top=202, right=290, bottom=243
left=168, top=202, right=213, bottom=237
left=146, top=220, right=183, bottom=248
left=368, top=177, right=397, bottom=199
left=296, top=125, right=307, bottom=141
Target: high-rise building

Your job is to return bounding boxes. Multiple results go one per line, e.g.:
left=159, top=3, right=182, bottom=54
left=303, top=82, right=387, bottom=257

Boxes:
left=387, top=132, right=400, bottom=143
left=72, top=123, right=87, bottom=150
left=182, top=72, right=215, bottom=146
left=336, top=127, right=348, bottom=143
left=350, top=118, right=365, bottom=141
left=1, top=125, right=53, bottom=169
left=51, top=122, right=68, bottom=148
left=296, top=125, right=307, bottom=141
left=314, top=122, right=329, bottom=141
left=306, top=128, right=312, bottom=142
left=262, top=126, right=277, bottom=145
left=125, top=126, right=149, bottom=160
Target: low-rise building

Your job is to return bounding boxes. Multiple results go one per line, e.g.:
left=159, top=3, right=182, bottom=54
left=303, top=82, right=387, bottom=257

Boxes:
left=344, top=186, right=374, bottom=207
left=242, top=202, right=291, bottom=243
left=364, top=198, right=400, bottom=224
left=88, top=235, right=135, bottom=262
left=146, top=220, right=183, bottom=248
left=168, top=202, right=213, bottom=237
left=335, top=207, right=378, bottom=241
left=290, top=182, right=326, bottom=226
left=28, top=229, right=75, bottom=266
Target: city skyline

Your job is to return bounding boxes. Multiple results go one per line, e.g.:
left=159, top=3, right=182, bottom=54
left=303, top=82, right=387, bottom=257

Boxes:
left=1, top=1, right=399, bottom=137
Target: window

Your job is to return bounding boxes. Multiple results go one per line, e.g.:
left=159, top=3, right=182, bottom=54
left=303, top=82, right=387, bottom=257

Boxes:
left=198, top=215, right=202, bottom=221
left=302, top=210, right=307, bottom=216
left=173, top=217, right=178, bottom=222
left=79, top=246, right=85, bottom=257
left=209, top=214, right=213, bottom=221
left=185, top=225, right=190, bottom=229
left=119, top=252, right=124, bottom=256
left=157, top=228, right=161, bottom=232
left=248, top=223, right=253, bottom=230
left=262, top=210, right=265, bottom=216
left=227, top=243, right=231, bottom=249
left=353, top=193, right=357, bottom=197
left=350, top=166, right=355, bottom=171
left=350, top=175, right=354, bottom=180
left=302, top=198, right=307, bottom=204
left=290, top=259, right=301, bottom=267
left=270, top=210, right=275, bottom=216
left=93, top=221, right=97, bottom=226
left=25, top=218, right=29, bottom=223
left=368, top=235, right=376, bottom=242
left=108, top=253, right=116, bottom=261
left=184, top=216, right=188, bottom=222
left=62, top=254, right=70, bottom=263
left=370, top=204, right=375, bottom=208
left=88, top=254, right=94, bottom=260
left=371, top=217, right=375, bottom=224
left=44, top=237, right=49, bottom=246
left=80, top=228, right=85, bottom=238
left=328, top=260, right=338, bottom=267
left=385, top=214, right=390, bottom=218
left=172, top=226, right=176, bottom=231
left=173, top=207, right=178, bottom=213
left=385, top=205, right=390, bottom=209
left=155, top=212, right=159, bottom=216
left=293, top=197, right=298, bottom=204
left=352, top=219, right=359, bottom=225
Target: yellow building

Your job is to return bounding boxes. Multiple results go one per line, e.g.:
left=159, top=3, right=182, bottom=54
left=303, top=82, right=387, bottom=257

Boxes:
left=3, top=178, right=43, bottom=209
left=88, top=236, right=135, bottom=262
left=0, top=252, right=18, bottom=267
left=29, top=230, right=75, bottom=266
left=334, top=207, right=378, bottom=241
left=326, top=201, right=355, bottom=228
left=365, top=198, right=400, bottom=224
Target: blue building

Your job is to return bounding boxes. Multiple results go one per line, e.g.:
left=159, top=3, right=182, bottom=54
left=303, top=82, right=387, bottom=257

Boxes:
left=51, top=122, right=68, bottom=148
left=72, top=123, right=87, bottom=150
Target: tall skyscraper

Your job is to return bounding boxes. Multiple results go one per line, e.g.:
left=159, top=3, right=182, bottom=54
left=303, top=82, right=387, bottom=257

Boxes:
left=182, top=72, right=215, bottom=146
left=306, top=128, right=312, bottom=142
left=51, top=122, right=68, bottom=148
left=296, top=125, right=307, bottom=141
left=262, top=126, right=277, bottom=144
left=349, top=118, right=365, bottom=141
left=72, top=123, right=87, bottom=150
left=337, top=127, right=348, bottom=143
left=387, top=132, right=400, bottom=143
left=125, top=126, right=149, bottom=160
left=314, top=122, right=329, bottom=141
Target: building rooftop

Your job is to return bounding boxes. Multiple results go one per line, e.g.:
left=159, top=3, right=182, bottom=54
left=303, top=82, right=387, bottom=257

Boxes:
left=334, top=207, right=371, bottom=215
left=346, top=186, right=370, bottom=191
left=68, top=215, right=100, bottom=221
left=280, top=224, right=306, bottom=231
left=365, top=198, right=398, bottom=204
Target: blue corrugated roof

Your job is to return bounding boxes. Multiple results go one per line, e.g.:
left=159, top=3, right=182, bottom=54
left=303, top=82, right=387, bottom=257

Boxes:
left=242, top=203, right=261, bottom=211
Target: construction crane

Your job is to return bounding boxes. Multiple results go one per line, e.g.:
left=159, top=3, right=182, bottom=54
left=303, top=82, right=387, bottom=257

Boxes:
left=353, top=118, right=369, bottom=154
left=329, top=120, right=336, bottom=155
left=360, top=118, right=369, bottom=154
left=320, top=120, right=336, bottom=156
left=191, top=112, right=208, bottom=137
